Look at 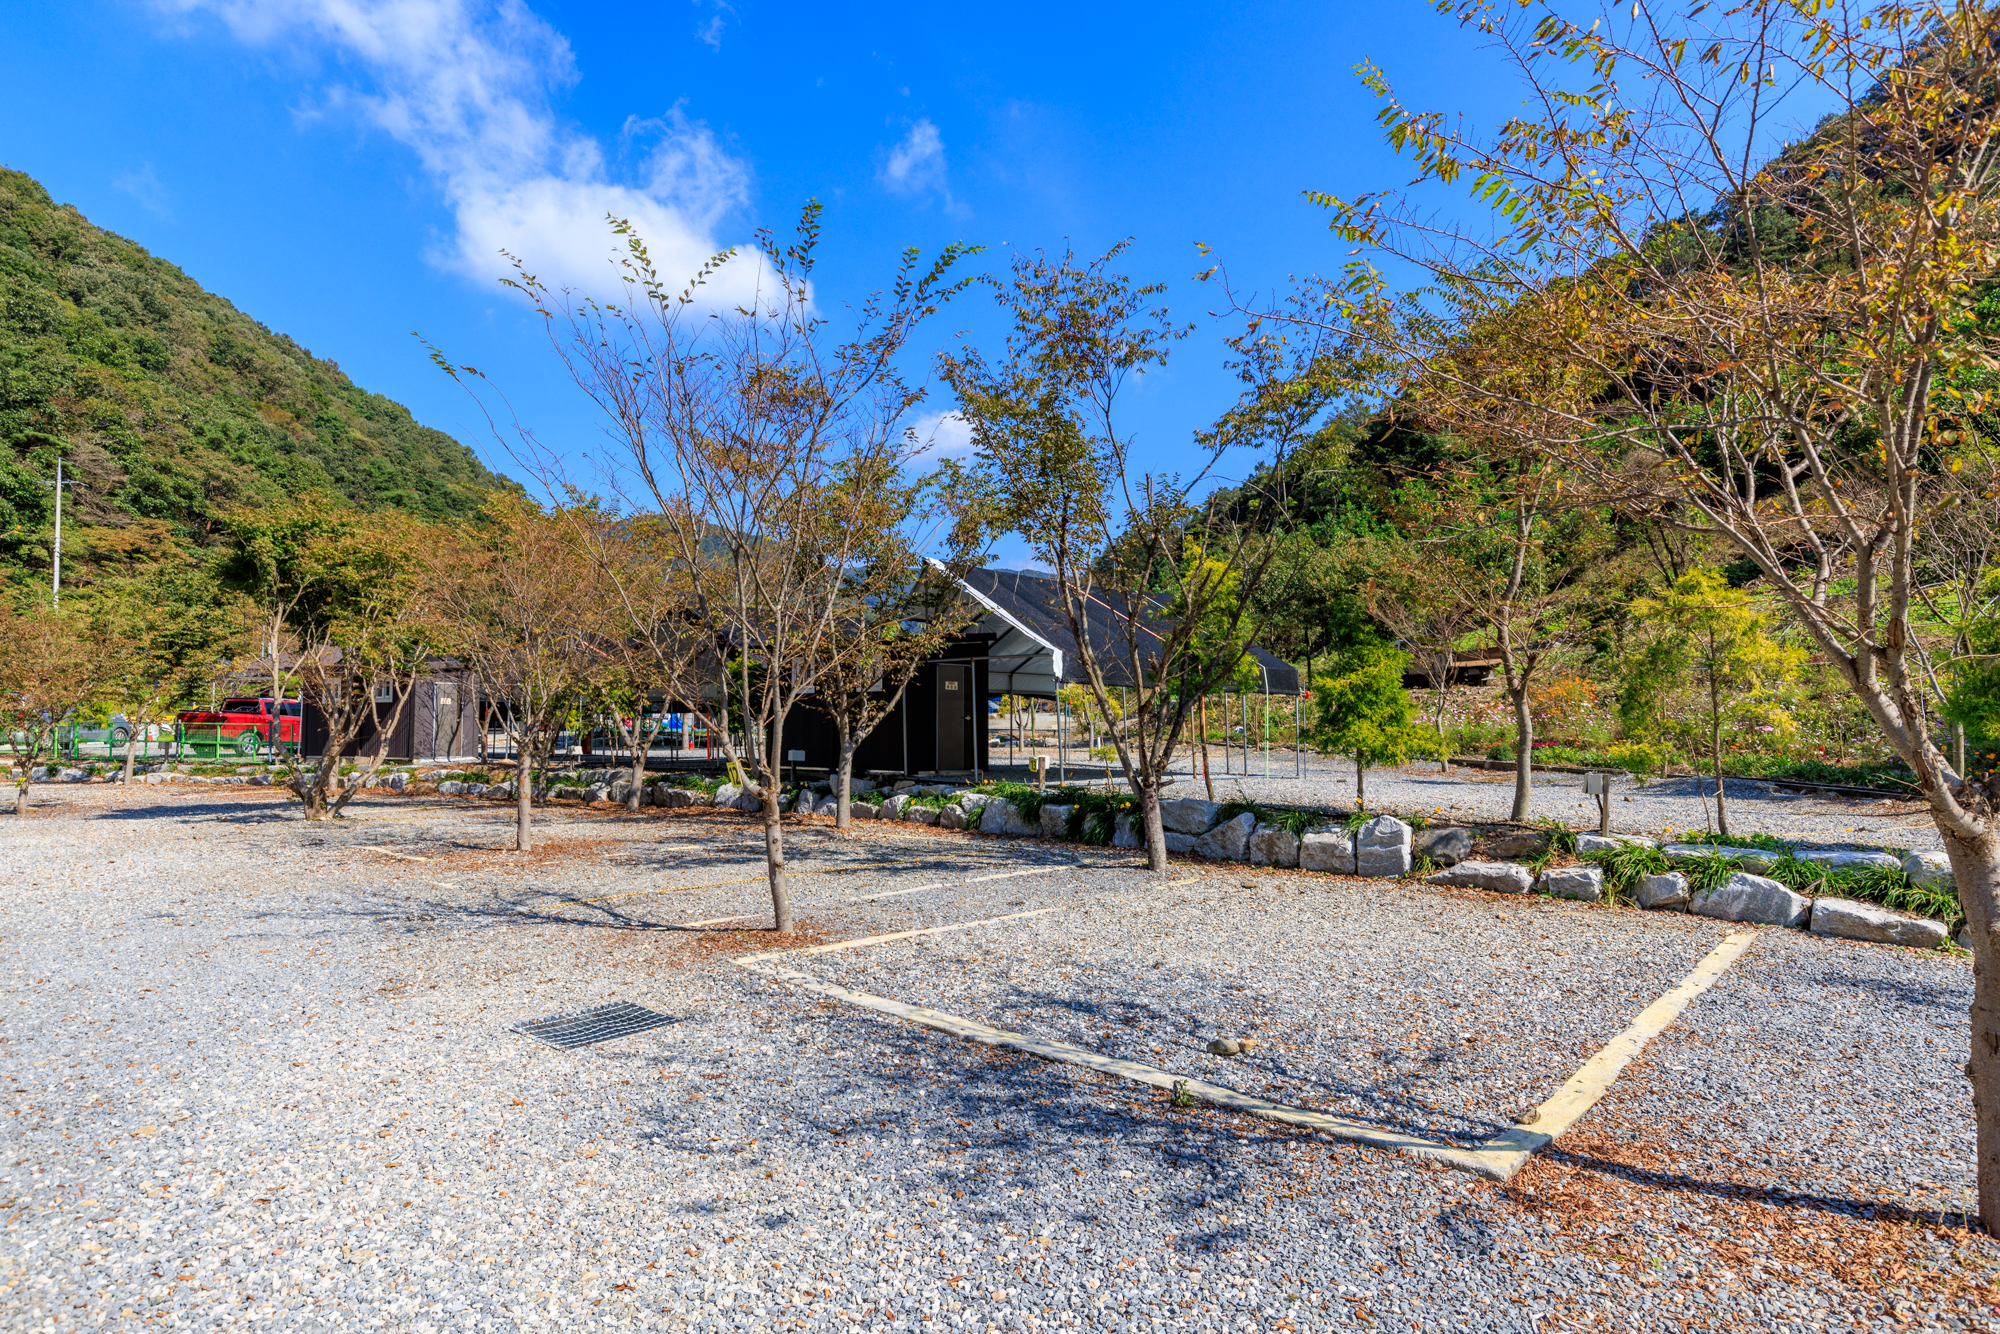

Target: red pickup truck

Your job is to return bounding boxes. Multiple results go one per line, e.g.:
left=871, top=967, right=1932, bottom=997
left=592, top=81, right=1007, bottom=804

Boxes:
left=175, top=698, right=302, bottom=756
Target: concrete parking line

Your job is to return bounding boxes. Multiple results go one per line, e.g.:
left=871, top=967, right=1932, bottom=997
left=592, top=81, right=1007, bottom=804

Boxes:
left=735, top=914, right=1762, bottom=1181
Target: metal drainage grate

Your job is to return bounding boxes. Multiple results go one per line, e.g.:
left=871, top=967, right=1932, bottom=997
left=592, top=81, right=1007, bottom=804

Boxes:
left=510, top=1001, right=675, bottom=1050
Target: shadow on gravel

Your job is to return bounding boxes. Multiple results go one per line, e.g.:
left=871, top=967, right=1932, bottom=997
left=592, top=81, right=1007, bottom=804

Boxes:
left=90, top=801, right=298, bottom=824
left=971, top=980, right=1505, bottom=1147
left=1827, top=972, right=1971, bottom=1012
left=1536, top=1146, right=1984, bottom=1231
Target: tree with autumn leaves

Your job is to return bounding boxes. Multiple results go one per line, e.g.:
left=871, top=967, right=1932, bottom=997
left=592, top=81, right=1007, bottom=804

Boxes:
left=1253, top=0, right=2000, bottom=1229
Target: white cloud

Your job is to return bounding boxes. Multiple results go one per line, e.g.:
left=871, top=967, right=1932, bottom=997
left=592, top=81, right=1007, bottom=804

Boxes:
left=692, top=0, right=733, bottom=49
left=905, top=410, right=975, bottom=473
left=877, top=118, right=949, bottom=201
left=162, top=0, right=757, bottom=299
left=112, top=163, right=172, bottom=218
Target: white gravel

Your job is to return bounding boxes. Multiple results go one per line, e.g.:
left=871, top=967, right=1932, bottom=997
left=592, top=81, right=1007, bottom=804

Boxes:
left=3, top=783, right=1993, bottom=1332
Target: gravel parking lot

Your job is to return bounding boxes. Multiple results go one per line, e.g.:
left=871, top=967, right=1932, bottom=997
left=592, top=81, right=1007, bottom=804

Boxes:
left=3, top=783, right=1995, bottom=1332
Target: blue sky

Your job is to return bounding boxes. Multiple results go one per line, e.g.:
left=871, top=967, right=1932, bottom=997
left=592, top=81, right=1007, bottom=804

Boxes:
left=4, top=0, right=1522, bottom=555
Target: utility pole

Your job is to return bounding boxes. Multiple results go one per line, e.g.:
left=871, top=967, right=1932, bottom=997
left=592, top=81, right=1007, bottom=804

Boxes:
left=40, top=457, right=78, bottom=608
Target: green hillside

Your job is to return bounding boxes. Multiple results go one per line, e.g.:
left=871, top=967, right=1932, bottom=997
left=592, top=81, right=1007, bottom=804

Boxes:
left=0, top=166, right=510, bottom=588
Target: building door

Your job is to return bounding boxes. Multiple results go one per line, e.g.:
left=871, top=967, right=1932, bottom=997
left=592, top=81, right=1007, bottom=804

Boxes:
left=935, top=664, right=969, bottom=771
left=433, top=683, right=461, bottom=757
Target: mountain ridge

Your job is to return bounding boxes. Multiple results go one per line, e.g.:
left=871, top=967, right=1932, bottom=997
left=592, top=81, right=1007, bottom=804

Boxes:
left=0, top=165, right=512, bottom=590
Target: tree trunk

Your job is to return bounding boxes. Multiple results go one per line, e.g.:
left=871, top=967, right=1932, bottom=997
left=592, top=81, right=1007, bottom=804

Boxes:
left=835, top=721, right=855, bottom=830
left=123, top=731, right=139, bottom=783
left=1434, top=682, right=1451, bottom=773
left=1944, top=825, right=2000, bottom=1234
left=1510, top=684, right=1533, bottom=822
left=1137, top=782, right=1169, bottom=875
left=1709, top=676, right=1730, bottom=839
left=1200, top=696, right=1214, bottom=801
left=296, top=750, right=341, bottom=820
left=12, top=767, right=30, bottom=815
left=628, top=740, right=646, bottom=812
left=763, top=785, right=793, bottom=932
left=515, top=746, right=534, bottom=853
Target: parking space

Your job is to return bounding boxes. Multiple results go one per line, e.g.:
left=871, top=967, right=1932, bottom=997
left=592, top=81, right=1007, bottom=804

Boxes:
left=2, top=786, right=1994, bottom=1332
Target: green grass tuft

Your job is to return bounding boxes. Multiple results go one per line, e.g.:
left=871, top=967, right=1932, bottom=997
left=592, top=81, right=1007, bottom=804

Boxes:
left=1582, top=843, right=1672, bottom=896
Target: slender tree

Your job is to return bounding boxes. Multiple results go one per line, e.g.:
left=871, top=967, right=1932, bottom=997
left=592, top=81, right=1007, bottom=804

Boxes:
left=240, top=507, right=437, bottom=820
left=948, top=248, right=1347, bottom=871
left=1310, top=641, right=1430, bottom=807
left=428, top=496, right=598, bottom=851
left=462, top=205, right=978, bottom=931
left=1628, top=569, right=1804, bottom=837
left=0, top=604, right=114, bottom=816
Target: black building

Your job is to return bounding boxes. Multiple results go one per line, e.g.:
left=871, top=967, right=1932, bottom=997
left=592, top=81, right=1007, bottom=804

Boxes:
left=775, top=568, right=1299, bottom=778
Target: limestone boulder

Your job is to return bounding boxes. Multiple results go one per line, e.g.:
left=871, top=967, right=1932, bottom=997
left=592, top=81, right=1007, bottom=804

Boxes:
left=1574, top=832, right=1657, bottom=856
left=1164, top=831, right=1199, bottom=855
left=1247, top=823, right=1300, bottom=868
left=1300, top=827, right=1356, bottom=874
left=850, top=801, right=881, bottom=820
left=980, top=798, right=1037, bottom=837
left=1539, top=865, right=1604, bottom=902
left=1809, top=897, right=1949, bottom=948
left=1194, top=812, right=1256, bottom=861
left=906, top=805, right=940, bottom=826
left=1159, top=797, right=1220, bottom=836
left=1903, top=849, right=1953, bottom=893
left=1412, top=826, right=1474, bottom=866
left=608, top=780, right=632, bottom=804
left=1690, top=872, right=1810, bottom=927
left=880, top=794, right=911, bottom=820
left=383, top=772, right=408, bottom=792
left=956, top=792, right=994, bottom=818
left=850, top=778, right=879, bottom=796
left=1113, top=813, right=1142, bottom=849
left=938, top=804, right=968, bottom=830
left=1424, top=861, right=1533, bottom=895
left=1485, top=829, right=1550, bottom=859
left=1039, top=804, right=1074, bottom=839
left=1636, top=871, right=1690, bottom=910
left=1355, top=815, right=1413, bottom=878
left=440, top=780, right=466, bottom=796
left=464, top=783, right=488, bottom=798
left=713, top=783, right=744, bottom=808
left=1796, top=848, right=1903, bottom=874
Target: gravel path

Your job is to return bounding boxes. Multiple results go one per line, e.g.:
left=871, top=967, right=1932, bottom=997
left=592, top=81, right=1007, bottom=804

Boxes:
left=3, top=784, right=1993, bottom=1332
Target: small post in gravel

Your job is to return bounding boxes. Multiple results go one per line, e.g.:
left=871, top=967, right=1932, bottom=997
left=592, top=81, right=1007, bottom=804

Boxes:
left=1584, top=771, right=1611, bottom=835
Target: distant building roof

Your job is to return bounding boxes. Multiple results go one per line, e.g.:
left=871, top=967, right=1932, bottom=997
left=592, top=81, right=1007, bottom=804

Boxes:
left=952, top=567, right=1300, bottom=697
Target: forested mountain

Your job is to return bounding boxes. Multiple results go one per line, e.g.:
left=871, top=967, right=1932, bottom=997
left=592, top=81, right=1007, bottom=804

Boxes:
left=0, top=166, right=510, bottom=591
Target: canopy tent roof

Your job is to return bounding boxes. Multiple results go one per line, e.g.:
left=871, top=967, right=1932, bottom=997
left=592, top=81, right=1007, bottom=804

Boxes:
left=951, top=567, right=1301, bottom=699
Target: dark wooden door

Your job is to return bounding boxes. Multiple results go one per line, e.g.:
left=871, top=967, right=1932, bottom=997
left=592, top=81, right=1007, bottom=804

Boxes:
left=935, top=664, right=969, bottom=771
left=433, top=684, right=461, bottom=757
